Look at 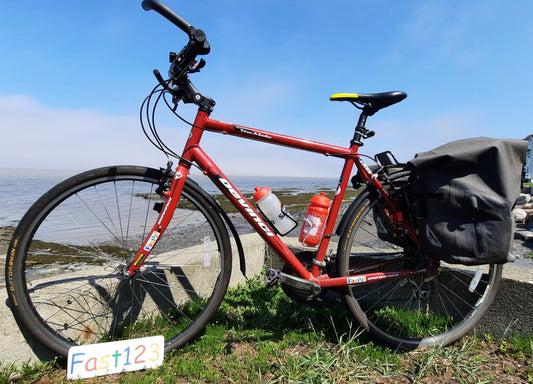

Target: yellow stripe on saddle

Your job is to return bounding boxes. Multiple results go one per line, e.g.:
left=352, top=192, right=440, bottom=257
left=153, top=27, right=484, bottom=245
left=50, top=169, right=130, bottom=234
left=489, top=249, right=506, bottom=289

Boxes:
left=329, top=93, right=360, bottom=101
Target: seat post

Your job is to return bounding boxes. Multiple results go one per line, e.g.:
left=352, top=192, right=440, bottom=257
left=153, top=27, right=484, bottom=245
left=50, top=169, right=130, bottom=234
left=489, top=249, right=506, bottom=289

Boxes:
left=351, top=109, right=369, bottom=146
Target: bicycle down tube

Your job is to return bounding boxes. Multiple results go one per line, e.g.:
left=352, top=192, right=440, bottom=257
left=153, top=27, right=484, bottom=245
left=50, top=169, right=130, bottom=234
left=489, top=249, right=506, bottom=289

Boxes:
left=127, top=110, right=424, bottom=288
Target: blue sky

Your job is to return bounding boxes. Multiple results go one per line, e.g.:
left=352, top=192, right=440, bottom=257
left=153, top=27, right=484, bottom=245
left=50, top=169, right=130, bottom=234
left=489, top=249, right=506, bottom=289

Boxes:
left=0, top=0, right=531, bottom=177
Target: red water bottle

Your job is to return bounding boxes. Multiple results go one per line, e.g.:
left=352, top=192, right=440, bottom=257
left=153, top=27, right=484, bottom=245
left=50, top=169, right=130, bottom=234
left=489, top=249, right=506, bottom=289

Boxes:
left=299, top=192, right=331, bottom=247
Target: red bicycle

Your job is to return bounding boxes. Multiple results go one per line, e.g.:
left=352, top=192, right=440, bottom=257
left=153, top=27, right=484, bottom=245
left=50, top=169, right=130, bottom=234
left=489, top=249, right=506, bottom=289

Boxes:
left=5, top=0, right=501, bottom=357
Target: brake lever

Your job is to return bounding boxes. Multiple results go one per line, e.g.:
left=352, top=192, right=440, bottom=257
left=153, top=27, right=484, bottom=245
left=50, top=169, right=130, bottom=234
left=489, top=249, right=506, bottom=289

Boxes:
left=153, top=69, right=180, bottom=110
left=188, top=58, right=206, bottom=73
left=153, top=69, right=172, bottom=91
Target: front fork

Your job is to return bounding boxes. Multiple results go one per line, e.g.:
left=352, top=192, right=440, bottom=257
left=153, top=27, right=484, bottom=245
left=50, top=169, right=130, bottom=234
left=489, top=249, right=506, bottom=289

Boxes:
left=124, top=161, right=190, bottom=277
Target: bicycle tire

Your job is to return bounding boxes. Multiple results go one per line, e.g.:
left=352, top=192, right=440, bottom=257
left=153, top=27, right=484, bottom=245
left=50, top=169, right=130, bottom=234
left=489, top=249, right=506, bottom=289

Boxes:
left=6, top=165, right=232, bottom=358
left=337, top=188, right=502, bottom=349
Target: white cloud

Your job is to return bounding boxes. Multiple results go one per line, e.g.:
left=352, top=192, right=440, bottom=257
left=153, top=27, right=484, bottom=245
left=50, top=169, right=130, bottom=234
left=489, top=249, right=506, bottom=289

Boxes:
left=0, top=94, right=171, bottom=170
left=202, top=76, right=300, bottom=126
left=0, top=94, right=341, bottom=177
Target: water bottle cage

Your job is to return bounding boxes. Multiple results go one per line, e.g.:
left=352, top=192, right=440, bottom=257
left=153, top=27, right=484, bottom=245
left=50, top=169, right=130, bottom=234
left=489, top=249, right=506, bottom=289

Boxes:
left=257, top=206, right=297, bottom=236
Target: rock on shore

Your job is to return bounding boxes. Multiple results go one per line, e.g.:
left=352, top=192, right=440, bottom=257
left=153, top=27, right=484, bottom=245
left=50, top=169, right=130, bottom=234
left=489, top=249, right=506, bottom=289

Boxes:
left=513, top=191, right=533, bottom=242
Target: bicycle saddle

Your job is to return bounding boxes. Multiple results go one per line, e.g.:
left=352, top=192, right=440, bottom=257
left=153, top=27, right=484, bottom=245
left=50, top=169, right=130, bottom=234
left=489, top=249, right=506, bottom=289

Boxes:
left=330, top=91, right=407, bottom=115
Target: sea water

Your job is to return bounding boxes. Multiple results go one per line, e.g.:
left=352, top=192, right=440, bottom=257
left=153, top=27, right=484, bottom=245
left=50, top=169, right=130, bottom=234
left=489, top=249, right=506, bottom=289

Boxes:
left=0, top=169, right=79, bottom=227
left=0, top=168, right=338, bottom=228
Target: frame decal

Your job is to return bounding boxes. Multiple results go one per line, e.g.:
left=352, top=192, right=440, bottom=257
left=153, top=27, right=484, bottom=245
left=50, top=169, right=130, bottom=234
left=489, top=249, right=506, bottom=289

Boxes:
left=218, top=177, right=276, bottom=237
left=234, top=125, right=272, bottom=139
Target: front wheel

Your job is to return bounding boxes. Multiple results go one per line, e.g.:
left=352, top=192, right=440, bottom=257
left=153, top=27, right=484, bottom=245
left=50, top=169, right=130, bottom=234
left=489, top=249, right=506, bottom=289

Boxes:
left=6, top=165, right=232, bottom=357
left=337, top=189, right=501, bottom=348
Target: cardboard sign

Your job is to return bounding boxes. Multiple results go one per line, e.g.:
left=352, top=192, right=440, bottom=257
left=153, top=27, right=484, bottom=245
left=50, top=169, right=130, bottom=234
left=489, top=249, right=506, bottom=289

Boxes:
left=67, top=335, right=164, bottom=380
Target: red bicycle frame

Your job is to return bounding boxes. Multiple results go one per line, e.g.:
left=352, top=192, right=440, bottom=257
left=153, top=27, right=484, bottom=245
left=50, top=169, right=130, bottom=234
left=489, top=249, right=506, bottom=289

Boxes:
left=127, top=109, right=422, bottom=288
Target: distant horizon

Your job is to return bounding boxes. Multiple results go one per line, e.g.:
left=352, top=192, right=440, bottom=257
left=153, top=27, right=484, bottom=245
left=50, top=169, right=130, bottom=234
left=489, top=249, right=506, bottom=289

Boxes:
left=0, top=167, right=341, bottom=181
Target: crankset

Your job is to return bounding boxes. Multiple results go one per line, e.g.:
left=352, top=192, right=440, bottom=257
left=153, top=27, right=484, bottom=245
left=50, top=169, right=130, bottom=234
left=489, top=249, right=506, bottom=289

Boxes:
left=274, top=251, right=330, bottom=303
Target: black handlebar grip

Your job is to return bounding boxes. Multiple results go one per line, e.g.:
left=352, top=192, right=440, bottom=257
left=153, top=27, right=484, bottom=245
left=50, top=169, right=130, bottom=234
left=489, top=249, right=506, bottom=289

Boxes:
left=142, top=0, right=195, bottom=36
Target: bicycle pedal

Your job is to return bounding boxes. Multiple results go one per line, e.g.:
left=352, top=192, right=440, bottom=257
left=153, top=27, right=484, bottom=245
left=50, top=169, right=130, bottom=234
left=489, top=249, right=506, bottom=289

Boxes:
left=265, top=269, right=280, bottom=287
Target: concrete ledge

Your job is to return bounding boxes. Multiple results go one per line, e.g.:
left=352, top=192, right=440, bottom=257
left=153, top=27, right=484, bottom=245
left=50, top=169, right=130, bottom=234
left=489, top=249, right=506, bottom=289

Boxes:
left=477, top=276, right=533, bottom=337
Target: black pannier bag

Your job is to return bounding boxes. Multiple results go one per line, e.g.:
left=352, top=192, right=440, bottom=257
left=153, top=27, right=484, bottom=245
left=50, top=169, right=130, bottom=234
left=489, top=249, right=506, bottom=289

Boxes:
left=407, top=137, right=528, bottom=265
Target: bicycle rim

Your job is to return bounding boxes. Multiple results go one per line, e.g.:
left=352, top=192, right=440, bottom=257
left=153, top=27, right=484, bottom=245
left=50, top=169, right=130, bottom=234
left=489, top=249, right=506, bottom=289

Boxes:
left=7, top=166, right=231, bottom=357
left=337, top=192, right=501, bottom=348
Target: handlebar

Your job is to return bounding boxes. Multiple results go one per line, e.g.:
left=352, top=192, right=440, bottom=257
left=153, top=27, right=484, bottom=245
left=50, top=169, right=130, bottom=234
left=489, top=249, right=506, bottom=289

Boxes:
left=142, top=0, right=193, bottom=36
left=142, top=0, right=210, bottom=56
left=142, top=0, right=215, bottom=112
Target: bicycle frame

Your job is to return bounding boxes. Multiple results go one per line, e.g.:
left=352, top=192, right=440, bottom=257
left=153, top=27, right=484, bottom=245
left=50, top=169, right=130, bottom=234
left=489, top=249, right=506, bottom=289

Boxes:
left=127, top=109, right=423, bottom=288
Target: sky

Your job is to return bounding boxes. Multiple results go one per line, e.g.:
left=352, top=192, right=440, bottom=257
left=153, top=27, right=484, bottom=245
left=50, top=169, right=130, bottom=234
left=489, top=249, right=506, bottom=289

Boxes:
left=0, top=0, right=532, bottom=177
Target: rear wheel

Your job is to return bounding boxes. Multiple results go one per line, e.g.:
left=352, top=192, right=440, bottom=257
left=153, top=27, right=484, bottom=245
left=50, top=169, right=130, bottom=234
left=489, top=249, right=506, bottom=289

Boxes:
left=6, top=166, right=232, bottom=357
left=337, top=189, right=501, bottom=348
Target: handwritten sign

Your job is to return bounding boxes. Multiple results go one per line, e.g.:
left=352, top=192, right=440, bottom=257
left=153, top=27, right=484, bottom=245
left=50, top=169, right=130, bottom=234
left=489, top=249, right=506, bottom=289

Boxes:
left=67, top=335, right=164, bottom=380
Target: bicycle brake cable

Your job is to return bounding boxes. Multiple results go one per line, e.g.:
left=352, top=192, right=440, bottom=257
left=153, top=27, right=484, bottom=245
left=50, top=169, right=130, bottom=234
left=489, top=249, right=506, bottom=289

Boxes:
left=140, top=84, right=173, bottom=157
left=161, top=91, right=201, bottom=130
left=140, top=82, right=203, bottom=173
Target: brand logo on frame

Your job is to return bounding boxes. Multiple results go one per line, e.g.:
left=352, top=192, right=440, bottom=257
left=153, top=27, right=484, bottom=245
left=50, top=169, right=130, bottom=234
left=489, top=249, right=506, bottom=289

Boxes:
left=347, top=276, right=367, bottom=284
left=234, top=126, right=272, bottom=139
left=143, top=231, right=160, bottom=252
left=218, top=177, right=275, bottom=237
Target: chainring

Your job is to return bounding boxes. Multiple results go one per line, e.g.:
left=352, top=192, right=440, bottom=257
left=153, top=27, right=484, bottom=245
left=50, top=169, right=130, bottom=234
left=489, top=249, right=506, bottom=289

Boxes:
left=281, top=251, right=325, bottom=303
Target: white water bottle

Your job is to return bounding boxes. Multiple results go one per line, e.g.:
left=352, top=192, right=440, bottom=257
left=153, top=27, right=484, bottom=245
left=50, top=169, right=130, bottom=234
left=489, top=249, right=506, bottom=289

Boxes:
left=253, top=186, right=297, bottom=236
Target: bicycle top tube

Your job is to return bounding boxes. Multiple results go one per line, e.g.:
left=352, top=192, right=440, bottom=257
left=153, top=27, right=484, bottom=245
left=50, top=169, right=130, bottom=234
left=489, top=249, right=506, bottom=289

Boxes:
left=203, top=115, right=358, bottom=158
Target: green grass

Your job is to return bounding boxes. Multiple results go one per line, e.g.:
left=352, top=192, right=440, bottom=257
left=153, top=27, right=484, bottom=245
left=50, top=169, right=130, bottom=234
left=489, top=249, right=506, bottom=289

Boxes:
left=0, top=360, right=57, bottom=384
left=373, top=306, right=453, bottom=338
left=3, top=277, right=532, bottom=383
